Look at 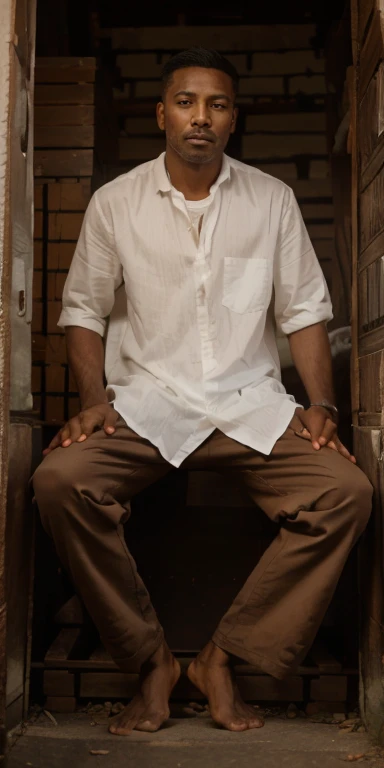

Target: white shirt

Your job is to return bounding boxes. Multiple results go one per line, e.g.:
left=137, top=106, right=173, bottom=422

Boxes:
left=59, top=152, right=333, bottom=467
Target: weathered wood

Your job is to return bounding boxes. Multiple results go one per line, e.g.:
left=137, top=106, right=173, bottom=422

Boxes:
left=45, top=628, right=80, bottom=663
left=300, top=203, right=334, bottom=220
left=48, top=212, right=84, bottom=241
left=54, top=595, right=84, bottom=625
left=359, top=323, right=384, bottom=356
left=43, top=670, right=75, bottom=696
left=309, top=641, right=342, bottom=673
left=102, top=25, right=317, bottom=52
left=246, top=113, right=326, bottom=133
left=118, top=137, right=165, bottom=161
left=359, top=228, right=384, bottom=271
left=242, top=133, right=327, bottom=160
left=310, top=676, right=348, bottom=701
left=47, top=182, right=91, bottom=212
left=34, top=126, right=95, bottom=148
left=35, top=57, right=96, bottom=84
left=34, top=105, right=95, bottom=126
left=35, top=84, right=94, bottom=105
left=360, top=133, right=384, bottom=191
left=290, top=179, right=333, bottom=199
left=359, top=350, right=384, bottom=414
left=359, top=0, right=375, bottom=42
left=359, top=64, right=383, bottom=173
left=359, top=10, right=384, bottom=99
left=34, top=149, right=93, bottom=177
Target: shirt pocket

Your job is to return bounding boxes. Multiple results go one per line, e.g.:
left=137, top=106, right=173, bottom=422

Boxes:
left=222, top=257, right=271, bottom=314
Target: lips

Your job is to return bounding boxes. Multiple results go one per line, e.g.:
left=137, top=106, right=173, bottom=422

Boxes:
left=185, top=133, right=214, bottom=143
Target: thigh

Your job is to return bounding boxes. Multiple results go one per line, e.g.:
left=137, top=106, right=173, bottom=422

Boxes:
left=208, top=426, right=370, bottom=523
left=33, top=418, right=172, bottom=505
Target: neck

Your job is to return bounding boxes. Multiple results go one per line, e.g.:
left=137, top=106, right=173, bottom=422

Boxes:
left=165, top=146, right=223, bottom=200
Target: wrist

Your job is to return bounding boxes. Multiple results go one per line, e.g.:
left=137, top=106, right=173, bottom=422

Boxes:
left=309, top=400, right=338, bottom=421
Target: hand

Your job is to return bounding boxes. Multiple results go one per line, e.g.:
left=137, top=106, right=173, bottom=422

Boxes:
left=290, top=406, right=356, bottom=464
left=43, top=403, right=119, bottom=455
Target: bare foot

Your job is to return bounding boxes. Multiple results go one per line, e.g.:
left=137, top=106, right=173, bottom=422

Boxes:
left=187, top=641, right=264, bottom=732
left=108, top=642, right=180, bottom=736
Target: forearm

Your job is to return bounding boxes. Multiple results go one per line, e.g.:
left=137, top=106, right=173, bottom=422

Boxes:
left=65, top=326, right=108, bottom=409
left=287, top=321, right=336, bottom=404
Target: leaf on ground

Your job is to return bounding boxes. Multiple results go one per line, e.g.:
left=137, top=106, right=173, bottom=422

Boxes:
left=89, top=750, right=110, bottom=756
left=43, top=710, right=58, bottom=726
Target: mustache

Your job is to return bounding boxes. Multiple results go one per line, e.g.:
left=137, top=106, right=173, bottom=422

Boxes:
left=184, top=130, right=216, bottom=141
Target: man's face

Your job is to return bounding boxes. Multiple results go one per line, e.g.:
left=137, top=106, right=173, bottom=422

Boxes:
left=157, top=67, right=238, bottom=165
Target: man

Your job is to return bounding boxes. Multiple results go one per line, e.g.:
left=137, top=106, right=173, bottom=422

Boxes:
left=33, top=47, right=372, bottom=736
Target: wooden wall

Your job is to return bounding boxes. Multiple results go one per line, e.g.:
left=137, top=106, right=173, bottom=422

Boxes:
left=349, top=0, right=384, bottom=740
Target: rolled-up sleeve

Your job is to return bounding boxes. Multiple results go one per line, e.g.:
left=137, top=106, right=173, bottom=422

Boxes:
left=274, top=186, right=333, bottom=335
left=58, top=193, right=123, bottom=336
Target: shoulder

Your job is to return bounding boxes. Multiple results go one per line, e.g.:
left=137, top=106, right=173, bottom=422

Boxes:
left=93, top=158, right=157, bottom=209
left=227, top=156, right=293, bottom=202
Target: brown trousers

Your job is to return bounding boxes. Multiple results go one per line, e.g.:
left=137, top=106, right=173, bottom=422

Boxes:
left=33, top=420, right=372, bottom=680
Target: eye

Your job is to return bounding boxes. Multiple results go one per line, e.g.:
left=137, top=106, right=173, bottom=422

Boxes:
left=212, top=103, right=226, bottom=110
left=178, top=100, right=192, bottom=106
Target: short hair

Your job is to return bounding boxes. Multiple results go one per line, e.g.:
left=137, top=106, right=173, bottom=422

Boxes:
left=161, top=47, right=239, bottom=98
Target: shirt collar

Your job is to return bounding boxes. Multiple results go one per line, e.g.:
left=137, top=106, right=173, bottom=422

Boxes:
left=154, top=151, right=231, bottom=195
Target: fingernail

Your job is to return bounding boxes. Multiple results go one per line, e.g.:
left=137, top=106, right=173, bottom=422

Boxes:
left=77, top=434, right=87, bottom=442
left=106, top=427, right=115, bottom=433
left=62, top=439, right=71, bottom=447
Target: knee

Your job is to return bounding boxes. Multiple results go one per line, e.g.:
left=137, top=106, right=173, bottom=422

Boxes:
left=332, top=466, right=373, bottom=535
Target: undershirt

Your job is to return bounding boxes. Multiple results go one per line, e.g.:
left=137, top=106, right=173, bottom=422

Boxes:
left=185, top=196, right=212, bottom=243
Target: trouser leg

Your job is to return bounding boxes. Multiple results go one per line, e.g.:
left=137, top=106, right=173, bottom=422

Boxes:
left=206, top=427, right=373, bottom=678
left=32, top=422, right=172, bottom=671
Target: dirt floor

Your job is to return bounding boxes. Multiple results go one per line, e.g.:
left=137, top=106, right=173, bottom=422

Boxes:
left=6, top=710, right=384, bottom=768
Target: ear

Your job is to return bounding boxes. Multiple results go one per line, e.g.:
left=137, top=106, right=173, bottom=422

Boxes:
left=156, top=101, right=165, bottom=131
left=230, top=106, right=239, bottom=135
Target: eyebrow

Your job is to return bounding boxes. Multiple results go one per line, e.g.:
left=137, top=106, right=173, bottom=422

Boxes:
left=173, top=90, right=231, bottom=101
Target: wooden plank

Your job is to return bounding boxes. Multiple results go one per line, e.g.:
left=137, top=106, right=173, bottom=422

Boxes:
left=34, top=105, right=95, bottom=126
left=309, top=641, right=342, bottom=673
left=238, top=77, right=284, bottom=96
left=35, top=126, right=94, bottom=149
left=80, top=671, right=303, bottom=701
left=48, top=242, right=76, bottom=270
left=35, top=57, right=96, bottom=84
left=359, top=10, right=384, bottom=99
left=359, top=324, right=384, bottom=356
left=360, top=168, right=384, bottom=250
left=310, top=675, right=347, bottom=701
left=35, top=84, right=94, bottom=106
left=43, top=670, right=75, bottom=696
left=48, top=212, right=84, bottom=241
left=101, top=25, right=317, bottom=52
left=48, top=182, right=91, bottom=211
left=34, top=149, right=93, bottom=178
left=307, top=223, right=335, bottom=239
left=242, top=133, right=327, bottom=159
left=54, top=596, right=84, bottom=625
left=246, top=112, right=326, bottom=133
left=359, top=64, right=383, bottom=173
left=118, top=137, right=165, bottom=161
left=45, top=628, right=80, bottom=663
left=359, top=412, right=384, bottom=426
left=360, top=132, right=384, bottom=191
left=290, top=179, right=332, bottom=198
left=254, top=162, right=297, bottom=180
left=300, top=203, right=334, bottom=219
left=359, top=0, right=375, bottom=42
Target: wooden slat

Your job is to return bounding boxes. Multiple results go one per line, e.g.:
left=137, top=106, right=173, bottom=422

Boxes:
left=301, top=203, right=334, bottom=219
left=35, top=125, right=95, bottom=148
left=309, top=641, right=342, bottom=673
left=47, top=182, right=91, bottom=212
left=246, top=113, right=326, bottom=133
left=359, top=0, right=375, bottom=42
left=54, top=595, right=84, bottom=625
left=361, top=133, right=384, bottom=192
left=43, top=670, right=75, bottom=696
left=34, top=105, right=95, bottom=126
left=35, top=57, right=96, bottom=84
left=307, top=223, right=335, bottom=239
left=359, top=229, right=384, bottom=271
left=290, top=179, right=333, bottom=198
left=34, top=149, right=93, bottom=177
left=359, top=64, right=383, bottom=173
left=79, top=670, right=303, bottom=701
left=360, top=167, right=384, bottom=250
left=359, top=10, right=384, bottom=99
left=118, top=137, right=165, bottom=161
left=35, top=84, right=94, bottom=106
left=48, top=212, right=84, bottom=241
left=45, top=628, right=80, bottom=663
left=101, top=24, right=317, bottom=52
left=359, top=323, right=384, bottom=355
left=242, top=133, right=327, bottom=159
left=310, top=675, right=347, bottom=701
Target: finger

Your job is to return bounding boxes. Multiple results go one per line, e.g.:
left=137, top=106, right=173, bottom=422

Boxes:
left=103, top=407, right=119, bottom=434
left=333, top=438, right=356, bottom=463
left=317, top=419, right=337, bottom=446
left=59, top=423, right=74, bottom=447
left=79, top=413, right=102, bottom=438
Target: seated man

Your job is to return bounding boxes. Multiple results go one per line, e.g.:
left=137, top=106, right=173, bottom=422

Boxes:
left=33, top=47, right=372, bottom=736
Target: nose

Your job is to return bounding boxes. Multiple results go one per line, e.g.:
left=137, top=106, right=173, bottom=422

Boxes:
left=191, top=103, right=211, bottom=127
